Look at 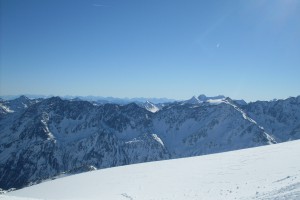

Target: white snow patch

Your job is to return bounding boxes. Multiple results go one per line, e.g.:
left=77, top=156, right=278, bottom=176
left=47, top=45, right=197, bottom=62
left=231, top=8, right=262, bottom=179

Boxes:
left=147, top=106, right=159, bottom=113
left=89, top=165, right=97, bottom=171
left=40, top=113, right=55, bottom=140
left=206, top=98, right=225, bottom=105
left=0, top=103, right=14, bottom=113
left=189, top=105, right=200, bottom=108
left=144, top=101, right=159, bottom=113
left=183, top=95, right=226, bottom=105
left=125, top=138, right=142, bottom=144
left=151, top=134, right=164, bottom=147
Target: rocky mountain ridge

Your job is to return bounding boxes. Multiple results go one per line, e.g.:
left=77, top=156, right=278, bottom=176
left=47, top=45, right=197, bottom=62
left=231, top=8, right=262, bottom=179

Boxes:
left=0, top=95, right=299, bottom=190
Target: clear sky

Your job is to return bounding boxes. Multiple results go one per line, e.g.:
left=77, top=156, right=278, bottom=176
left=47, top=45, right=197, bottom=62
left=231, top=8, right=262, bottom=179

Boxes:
left=1, top=0, right=300, bottom=102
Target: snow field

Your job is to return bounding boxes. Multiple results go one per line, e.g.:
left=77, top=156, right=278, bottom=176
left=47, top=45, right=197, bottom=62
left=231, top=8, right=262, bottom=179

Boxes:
left=3, top=140, right=300, bottom=200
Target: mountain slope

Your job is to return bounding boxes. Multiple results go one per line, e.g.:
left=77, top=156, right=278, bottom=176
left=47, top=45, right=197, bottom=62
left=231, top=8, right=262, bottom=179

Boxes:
left=0, top=98, right=167, bottom=190
left=244, top=96, right=300, bottom=142
left=152, top=99, right=275, bottom=157
left=3, top=140, right=300, bottom=200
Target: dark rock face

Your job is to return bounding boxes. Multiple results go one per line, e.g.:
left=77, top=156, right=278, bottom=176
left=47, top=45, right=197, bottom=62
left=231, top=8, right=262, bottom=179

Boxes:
left=0, top=96, right=299, bottom=190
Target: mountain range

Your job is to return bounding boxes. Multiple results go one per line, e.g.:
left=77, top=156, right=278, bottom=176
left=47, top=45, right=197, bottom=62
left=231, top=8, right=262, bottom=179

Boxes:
left=0, top=95, right=175, bottom=104
left=1, top=94, right=300, bottom=190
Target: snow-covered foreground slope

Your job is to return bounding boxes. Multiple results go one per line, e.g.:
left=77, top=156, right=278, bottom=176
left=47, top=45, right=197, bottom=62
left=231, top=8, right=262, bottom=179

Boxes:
left=3, top=140, right=300, bottom=200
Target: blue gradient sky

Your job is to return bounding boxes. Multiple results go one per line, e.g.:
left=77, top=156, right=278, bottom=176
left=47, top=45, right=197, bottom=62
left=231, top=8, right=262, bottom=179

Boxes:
left=1, top=0, right=300, bottom=101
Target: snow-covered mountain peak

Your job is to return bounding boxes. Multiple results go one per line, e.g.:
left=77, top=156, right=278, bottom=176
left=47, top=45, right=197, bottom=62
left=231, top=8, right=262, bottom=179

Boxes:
left=183, top=95, right=226, bottom=105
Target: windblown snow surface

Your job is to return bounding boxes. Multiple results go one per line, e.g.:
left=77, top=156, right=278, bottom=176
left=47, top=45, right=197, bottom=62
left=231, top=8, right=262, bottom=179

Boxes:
left=2, top=140, right=300, bottom=200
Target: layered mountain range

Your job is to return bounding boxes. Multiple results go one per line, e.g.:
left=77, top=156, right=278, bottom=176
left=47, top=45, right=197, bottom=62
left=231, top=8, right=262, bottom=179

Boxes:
left=1, top=95, right=300, bottom=190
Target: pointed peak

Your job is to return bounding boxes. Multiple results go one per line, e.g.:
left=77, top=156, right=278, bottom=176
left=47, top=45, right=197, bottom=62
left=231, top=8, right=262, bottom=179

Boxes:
left=184, top=96, right=200, bottom=104
left=225, top=97, right=232, bottom=100
left=224, top=97, right=235, bottom=104
left=11, top=95, right=31, bottom=104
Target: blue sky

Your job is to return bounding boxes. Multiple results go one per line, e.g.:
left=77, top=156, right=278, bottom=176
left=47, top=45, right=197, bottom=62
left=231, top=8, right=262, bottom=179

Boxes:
left=1, top=0, right=300, bottom=102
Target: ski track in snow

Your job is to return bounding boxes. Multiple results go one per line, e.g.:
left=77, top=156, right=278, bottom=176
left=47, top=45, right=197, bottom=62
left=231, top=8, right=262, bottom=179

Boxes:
left=2, top=140, right=300, bottom=200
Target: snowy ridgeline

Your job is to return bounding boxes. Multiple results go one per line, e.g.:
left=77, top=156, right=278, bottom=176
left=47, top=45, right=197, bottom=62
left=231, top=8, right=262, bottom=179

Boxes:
left=2, top=140, right=300, bottom=200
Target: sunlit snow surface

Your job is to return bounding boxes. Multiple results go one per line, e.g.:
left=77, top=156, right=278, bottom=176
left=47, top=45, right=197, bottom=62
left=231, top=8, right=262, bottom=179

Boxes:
left=3, top=140, right=300, bottom=200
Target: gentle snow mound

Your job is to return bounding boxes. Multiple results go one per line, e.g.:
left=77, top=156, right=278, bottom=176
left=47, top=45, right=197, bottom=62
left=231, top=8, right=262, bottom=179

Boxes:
left=5, top=140, right=300, bottom=200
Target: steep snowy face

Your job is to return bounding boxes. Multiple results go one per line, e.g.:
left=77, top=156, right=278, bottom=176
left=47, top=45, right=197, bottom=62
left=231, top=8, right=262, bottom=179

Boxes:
left=138, top=101, right=160, bottom=113
left=244, top=96, right=300, bottom=142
